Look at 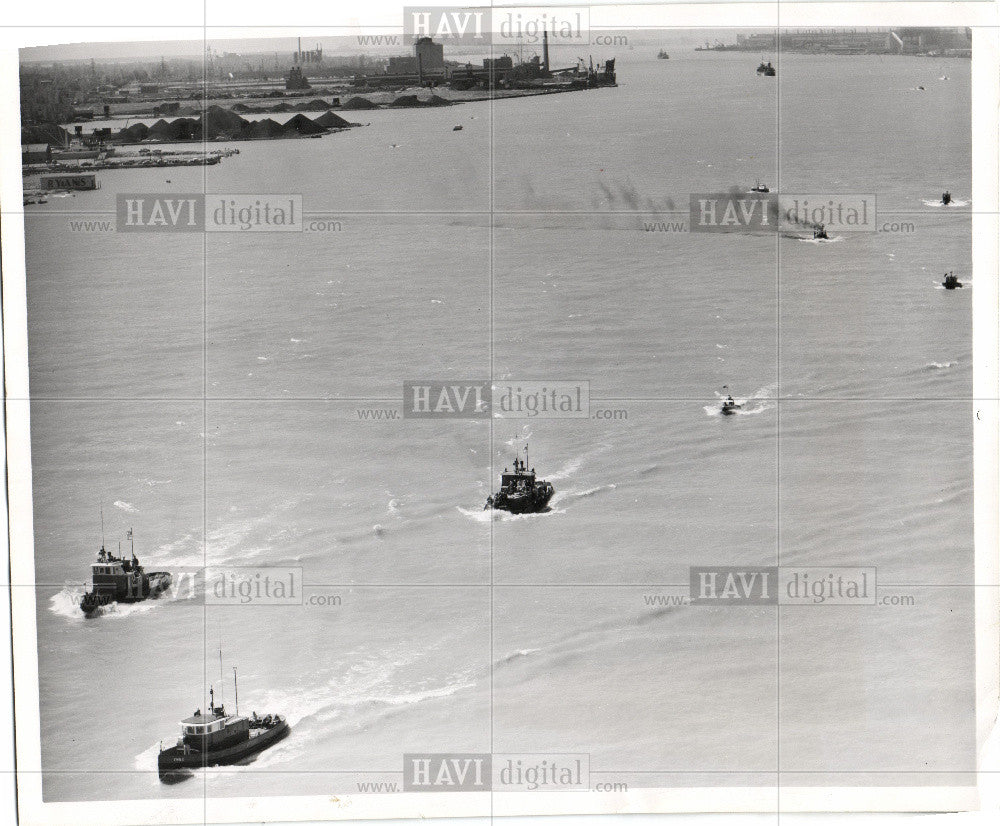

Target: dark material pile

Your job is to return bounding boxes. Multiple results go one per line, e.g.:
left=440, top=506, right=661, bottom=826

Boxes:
left=343, top=96, right=378, bottom=110
left=21, top=124, right=71, bottom=145
left=314, top=110, right=353, bottom=129
left=108, top=105, right=352, bottom=143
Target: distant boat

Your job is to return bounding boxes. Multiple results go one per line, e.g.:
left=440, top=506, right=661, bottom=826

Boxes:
left=484, top=447, right=554, bottom=514
left=757, top=61, right=776, bottom=76
left=942, top=272, right=963, bottom=290
left=452, top=125, right=463, bottom=131
left=750, top=179, right=770, bottom=193
left=720, top=395, right=741, bottom=416
left=657, top=50, right=670, bottom=59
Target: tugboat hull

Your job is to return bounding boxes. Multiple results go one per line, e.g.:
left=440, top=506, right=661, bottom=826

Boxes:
left=495, top=487, right=555, bottom=514
left=80, top=571, right=172, bottom=614
left=158, top=719, right=289, bottom=775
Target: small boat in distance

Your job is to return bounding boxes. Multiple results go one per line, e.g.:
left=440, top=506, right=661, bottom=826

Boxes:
left=720, top=395, right=741, bottom=416
left=657, top=50, right=670, bottom=59
left=942, top=272, right=963, bottom=289
left=813, top=224, right=829, bottom=240
left=484, top=446, right=555, bottom=514
left=453, top=125, right=463, bottom=131
left=757, top=61, right=776, bottom=76
left=158, top=677, right=289, bottom=778
left=80, top=525, right=171, bottom=615
left=941, top=190, right=952, bottom=205
left=750, top=179, right=770, bottom=193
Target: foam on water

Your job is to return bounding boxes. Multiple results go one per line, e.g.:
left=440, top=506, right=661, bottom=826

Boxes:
left=49, top=583, right=184, bottom=622
left=797, top=235, right=845, bottom=244
left=704, top=383, right=777, bottom=417
left=113, top=500, right=138, bottom=513
left=922, top=198, right=970, bottom=207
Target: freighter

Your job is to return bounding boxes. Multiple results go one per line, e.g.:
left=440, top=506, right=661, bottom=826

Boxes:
left=484, top=447, right=555, bottom=514
left=80, top=528, right=171, bottom=615
left=157, top=684, right=289, bottom=777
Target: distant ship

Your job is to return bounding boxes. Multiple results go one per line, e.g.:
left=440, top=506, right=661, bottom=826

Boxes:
left=757, top=61, right=776, bottom=76
left=750, top=179, right=770, bottom=193
left=657, top=50, right=670, bottom=59
left=158, top=682, right=289, bottom=777
left=813, top=224, right=829, bottom=240
left=80, top=527, right=171, bottom=615
left=942, top=272, right=963, bottom=289
left=941, top=190, right=952, bottom=205
left=484, top=447, right=555, bottom=514
left=720, top=395, right=741, bottom=416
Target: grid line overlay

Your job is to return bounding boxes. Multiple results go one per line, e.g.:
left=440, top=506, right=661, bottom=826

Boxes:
left=6, top=7, right=988, bottom=822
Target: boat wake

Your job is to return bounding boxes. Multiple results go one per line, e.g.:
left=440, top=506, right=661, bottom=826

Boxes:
left=704, top=384, right=776, bottom=418
left=49, top=582, right=184, bottom=621
left=797, top=235, right=844, bottom=244
left=922, top=198, right=970, bottom=208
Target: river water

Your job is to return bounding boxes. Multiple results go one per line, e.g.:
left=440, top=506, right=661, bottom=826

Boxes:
left=23, top=47, right=974, bottom=803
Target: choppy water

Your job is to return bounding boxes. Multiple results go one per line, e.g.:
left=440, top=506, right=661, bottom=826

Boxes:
left=24, top=48, right=974, bottom=802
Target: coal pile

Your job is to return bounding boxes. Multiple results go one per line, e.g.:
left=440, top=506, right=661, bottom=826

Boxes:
left=343, top=96, right=378, bottom=110
left=108, top=105, right=355, bottom=143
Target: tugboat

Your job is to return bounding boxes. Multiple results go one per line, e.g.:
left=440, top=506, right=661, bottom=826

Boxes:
left=453, top=124, right=463, bottom=131
left=813, top=224, right=829, bottom=240
left=657, top=50, right=670, bottom=59
left=942, top=271, right=963, bottom=289
left=750, top=179, right=770, bottom=193
left=720, top=395, right=741, bottom=416
left=158, top=680, right=289, bottom=778
left=484, top=447, right=555, bottom=514
left=80, top=528, right=171, bottom=615
left=941, top=191, right=952, bottom=205
left=757, top=61, right=776, bottom=76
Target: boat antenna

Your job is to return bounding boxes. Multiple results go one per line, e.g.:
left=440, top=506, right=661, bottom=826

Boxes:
left=233, top=667, right=239, bottom=716
left=525, top=444, right=529, bottom=471
left=219, top=645, right=225, bottom=710
left=100, top=505, right=105, bottom=551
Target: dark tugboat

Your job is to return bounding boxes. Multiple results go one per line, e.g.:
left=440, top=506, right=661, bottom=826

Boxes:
left=657, top=49, right=670, bottom=59
left=158, top=677, right=289, bottom=778
left=757, top=61, right=776, bottom=76
left=941, top=191, right=952, bottom=205
left=720, top=395, right=741, bottom=416
left=80, top=527, right=171, bottom=615
left=942, top=271, right=963, bottom=289
left=813, top=224, right=829, bottom=240
left=484, top=447, right=555, bottom=514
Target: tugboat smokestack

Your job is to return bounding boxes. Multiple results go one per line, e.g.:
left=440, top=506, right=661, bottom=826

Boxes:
left=543, top=29, right=550, bottom=74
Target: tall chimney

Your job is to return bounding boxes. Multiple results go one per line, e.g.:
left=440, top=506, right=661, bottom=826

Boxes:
left=542, top=29, right=550, bottom=73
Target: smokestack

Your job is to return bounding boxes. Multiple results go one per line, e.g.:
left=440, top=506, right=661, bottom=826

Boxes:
left=543, top=29, right=550, bottom=73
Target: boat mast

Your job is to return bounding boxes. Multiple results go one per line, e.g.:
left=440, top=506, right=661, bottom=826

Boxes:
left=100, top=506, right=105, bottom=552
left=233, top=667, right=239, bottom=715
left=218, top=645, right=224, bottom=710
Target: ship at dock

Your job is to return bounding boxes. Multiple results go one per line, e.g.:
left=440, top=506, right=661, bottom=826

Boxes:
left=158, top=679, right=289, bottom=777
left=80, top=527, right=171, bottom=615
left=484, top=447, right=555, bottom=514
